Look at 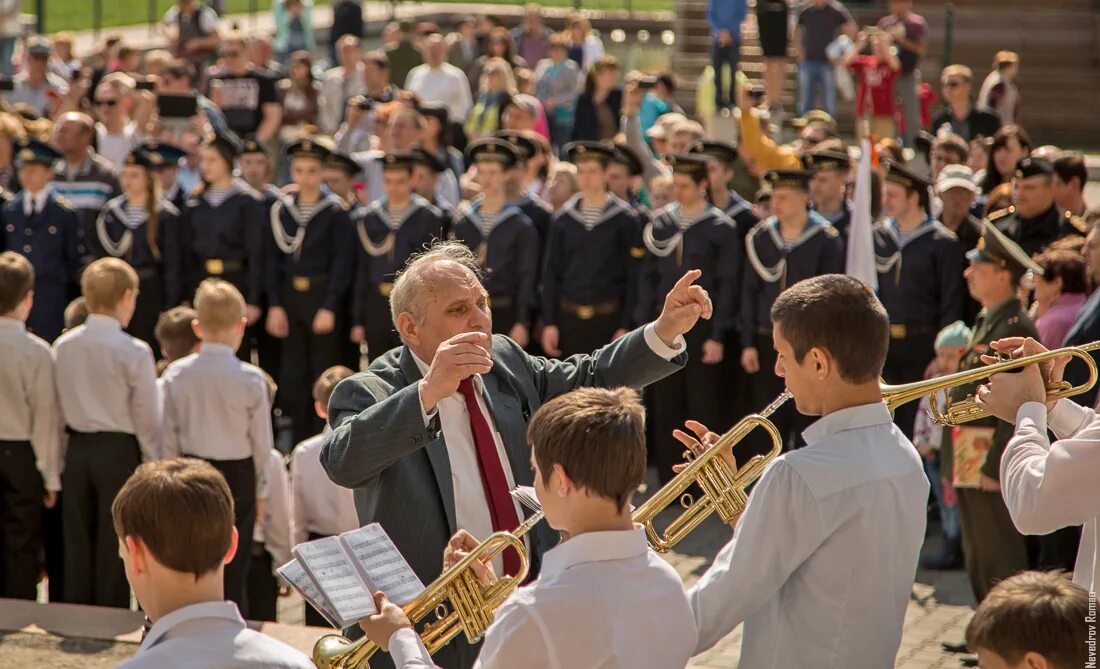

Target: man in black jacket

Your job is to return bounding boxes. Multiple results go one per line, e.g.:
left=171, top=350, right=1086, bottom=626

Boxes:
left=328, top=0, right=363, bottom=64
left=930, top=64, right=1001, bottom=142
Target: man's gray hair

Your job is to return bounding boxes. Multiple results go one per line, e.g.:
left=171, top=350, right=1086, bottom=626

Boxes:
left=389, top=241, right=482, bottom=329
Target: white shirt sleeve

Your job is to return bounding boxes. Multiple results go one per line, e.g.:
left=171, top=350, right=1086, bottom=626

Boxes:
left=387, top=628, right=438, bottom=668
left=470, top=598, right=554, bottom=669
left=290, top=447, right=309, bottom=547
left=1000, top=399, right=1100, bottom=534
left=249, top=374, right=275, bottom=494
left=262, top=449, right=293, bottom=570
left=130, top=345, right=162, bottom=462
left=453, top=71, right=473, bottom=121
left=29, top=346, right=63, bottom=491
left=642, top=323, right=686, bottom=360
left=688, top=460, right=825, bottom=653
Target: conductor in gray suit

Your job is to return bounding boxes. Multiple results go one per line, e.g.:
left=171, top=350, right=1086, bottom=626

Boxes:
left=321, top=241, right=710, bottom=667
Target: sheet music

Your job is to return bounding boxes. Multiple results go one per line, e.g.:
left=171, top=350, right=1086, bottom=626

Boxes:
left=341, top=523, right=425, bottom=606
left=293, top=536, right=377, bottom=625
left=511, top=486, right=542, bottom=513
left=276, top=558, right=341, bottom=628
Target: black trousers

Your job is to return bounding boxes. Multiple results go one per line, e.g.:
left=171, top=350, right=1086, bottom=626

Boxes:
left=304, top=531, right=337, bottom=628
left=197, top=456, right=256, bottom=617
left=746, top=333, right=815, bottom=454
left=1036, top=525, right=1083, bottom=573
left=43, top=494, right=64, bottom=601
left=556, top=308, right=620, bottom=359
left=281, top=278, right=344, bottom=445
left=883, top=329, right=937, bottom=440
left=128, top=271, right=164, bottom=356
left=649, top=327, right=727, bottom=484
left=363, top=285, right=400, bottom=363
left=246, top=541, right=278, bottom=622
left=0, top=441, right=44, bottom=600
left=63, top=431, right=141, bottom=608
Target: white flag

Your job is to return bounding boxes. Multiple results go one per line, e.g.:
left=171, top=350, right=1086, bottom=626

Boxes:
left=846, top=138, right=878, bottom=291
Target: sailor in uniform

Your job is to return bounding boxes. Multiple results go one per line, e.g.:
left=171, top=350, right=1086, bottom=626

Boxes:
left=142, top=141, right=188, bottom=214
left=264, top=138, right=356, bottom=444
left=689, top=139, right=759, bottom=238
left=637, top=153, right=741, bottom=482
left=0, top=138, right=83, bottom=343
left=410, top=147, right=455, bottom=236
left=169, top=131, right=267, bottom=361
left=91, top=146, right=182, bottom=352
left=988, top=156, right=1086, bottom=257
left=492, top=130, right=553, bottom=245
left=351, top=151, right=445, bottom=361
left=451, top=138, right=539, bottom=347
left=874, top=160, right=966, bottom=439
left=804, top=149, right=854, bottom=238
left=239, top=138, right=281, bottom=207
left=740, top=169, right=845, bottom=452
left=540, top=142, right=639, bottom=358
left=323, top=150, right=363, bottom=208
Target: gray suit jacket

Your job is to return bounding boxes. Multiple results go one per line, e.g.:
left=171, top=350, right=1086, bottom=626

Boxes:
left=321, top=328, right=683, bottom=663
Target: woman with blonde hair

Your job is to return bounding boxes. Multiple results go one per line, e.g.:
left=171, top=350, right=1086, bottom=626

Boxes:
left=464, top=57, right=515, bottom=141
left=566, top=14, right=605, bottom=76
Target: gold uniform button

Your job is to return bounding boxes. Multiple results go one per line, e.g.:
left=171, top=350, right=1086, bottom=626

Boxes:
left=205, top=259, right=225, bottom=275
left=292, top=276, right=311, bottom=292
left=577, top=305, right=596, bottom=320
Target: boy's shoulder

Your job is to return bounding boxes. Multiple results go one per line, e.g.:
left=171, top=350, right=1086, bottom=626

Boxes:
left=291, top=432, right=326, bottom=459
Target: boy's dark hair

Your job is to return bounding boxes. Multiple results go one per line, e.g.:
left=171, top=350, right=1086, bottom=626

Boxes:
left=112, top=459, right=234, bottom=580
left=770, top=274, right=890, bottom=383
left=965, top=570, right=1088, bottom=668
left=932, top=133, right=969, bottom=164
left=312, top=365, right=355, bottom=406
left=154, top=306, right=199, bottom=363
left=528, top=387, right=646, bottom=512
left=1052, top=151, right=1088, bottom=192
left=0, top=251, right=34, bottom=314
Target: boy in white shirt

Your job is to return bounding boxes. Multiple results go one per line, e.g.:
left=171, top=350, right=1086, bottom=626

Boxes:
left=289, top=364, right=359, bottom=627
left=54, top=257, right=160, bottom=608
left=114, top=458, right=312, bottom=669
left=360, top=387, right=698, bottom=668
left=161, top=279, right=273, bottom=616
left=683, top=274, right=929, bottom=668
left=0, top=252, right=62, bottom=599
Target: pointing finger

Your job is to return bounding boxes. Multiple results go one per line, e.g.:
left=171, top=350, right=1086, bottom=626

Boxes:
left=671, top=269, right=703, bottom=294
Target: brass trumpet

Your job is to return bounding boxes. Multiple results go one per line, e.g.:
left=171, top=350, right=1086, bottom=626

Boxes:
left=313, top=511, right=544, bottom=669
left=632, top=391, right=792, bottom=553
left=881, top=341, right=1100, bottom=425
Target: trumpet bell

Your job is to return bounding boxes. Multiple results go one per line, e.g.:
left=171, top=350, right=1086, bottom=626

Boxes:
left=313, top=633, right=369, bottom=669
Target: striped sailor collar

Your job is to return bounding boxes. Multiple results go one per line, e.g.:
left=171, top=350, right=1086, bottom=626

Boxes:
left=559, top=192, right=632, bottom=225
left=753, top=210, right=833, bottom=250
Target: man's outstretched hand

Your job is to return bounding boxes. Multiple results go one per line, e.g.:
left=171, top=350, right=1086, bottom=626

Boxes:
left=654, top=270, right=713, bottom=348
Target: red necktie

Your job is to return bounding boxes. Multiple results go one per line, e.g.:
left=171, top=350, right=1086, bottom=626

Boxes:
left=457, top=377, right=522, bottom=577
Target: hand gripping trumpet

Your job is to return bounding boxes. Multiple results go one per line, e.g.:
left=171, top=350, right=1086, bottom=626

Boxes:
left=880, top=341, right=1100, bottom=425
left=632, top=391, right=792, bottom=553
left=312, top=511, right=544, bottom=669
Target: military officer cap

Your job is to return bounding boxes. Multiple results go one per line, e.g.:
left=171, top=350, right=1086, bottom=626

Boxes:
left=240, top=137, right=268, bottom=156
left=12, top=137, right=61, bottom=167
left=491, top=130, right=538, bottom=162
left=1015, top=156, right=1054, bottom=180
left=203, top=130, right=243, bottom=158
left=564, top=141, right=616, bottom=165
left=325, top=151, right=361, bottom=176
left=139, top=141, right=186, bottom=170
left=884, top=159, right=932, bottom=190
left=666, top=154, right=710, bottom=181
left=689, top=140, right=738, bottom=167
left=803, top=149, right=851, bottom=173
left=466, top=138, right=520, bottom=168
left=410, top=147, right=447, bottom=173
left=762, top=168, right=813, bottom=192
left=286, top=137, right=332, bottom=162
left=611, top=142, right=644, bottom=177
left=967, top=218, right=1044, bottom=280
left=123, top=146, right=158, bottom=170
left=380, top=151, right=419, bottom=173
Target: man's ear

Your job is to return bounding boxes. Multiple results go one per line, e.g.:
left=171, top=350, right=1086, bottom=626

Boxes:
left=396, top=312, right=419, bottom=347
left=224, top=526, right=239, bottom=565
left=191, top=318, right=203, bottom=340
left=124, top=535, right=147, bottom=574
left=552, top=463, right=572, bottom=497
left=809, top=347, right=831, bottom=379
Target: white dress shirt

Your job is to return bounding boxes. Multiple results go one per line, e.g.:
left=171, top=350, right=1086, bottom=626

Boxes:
left=320, top=63, right=366, bottom=134
left=116, top=600, right=313, bottom=669
left=688, top=402, right=929, bottom=668
left=255, top=448, right=292, bottom=571
left=22, top=189, right=50, bottom=216
left=413, top=324, right=683, bottom=572
left=290, top=426, right=359, bottom=546
left=0, top=317, right=63, bottom=490
left=52, top=314, right=160, bottom=462
left=1002, top=399, right=1100, bottom=593
left=404, top=63, right=473, bottom=122
left=388, top=525, right=697, bottom=669
left=161, top=343, right=273, bottom=481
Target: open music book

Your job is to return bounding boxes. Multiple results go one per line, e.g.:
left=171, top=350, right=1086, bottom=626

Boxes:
left=277, top=523, right=425, bottom=629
